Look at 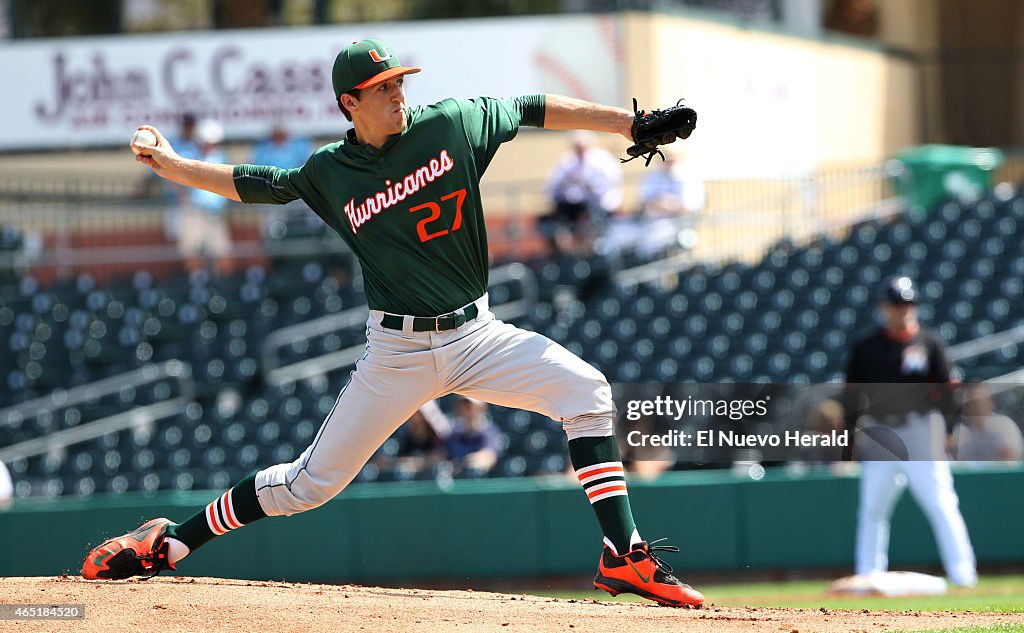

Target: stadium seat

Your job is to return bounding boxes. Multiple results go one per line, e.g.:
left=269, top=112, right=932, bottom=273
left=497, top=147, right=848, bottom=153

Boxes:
left=9, top=186, right=1024, bottom=497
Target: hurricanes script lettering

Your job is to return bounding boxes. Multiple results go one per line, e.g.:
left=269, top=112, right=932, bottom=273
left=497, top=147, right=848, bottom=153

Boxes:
left=343, top=149, right=455, bottom=234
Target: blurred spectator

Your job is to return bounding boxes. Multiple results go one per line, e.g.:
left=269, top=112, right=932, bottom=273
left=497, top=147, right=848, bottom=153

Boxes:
left=0, top=225, right=23, bottom=282
left=600, top=147, right=705, bottom=261
left=0, top=224, right=43, bottom=282
left=169, top=112, right=201, bottom=161
left=538, top=131, right=622, bottom=256
left=801, top=398, right=850, bottom=467
left=158, top=112, right=202, bottom=238
left=951, top=383, right=1024, bottom=464
left=0, top=225, right=22, bottom=251
left=157, top=113, right=201, bottom=199
left=0, top=460, right=12, bottom=510
left=617, top=385, right=676, bottom=478
left=445, top=396, right=502, bottom=476
left=392, top=400, right=452, bottom=475
left=249, top=123, right=320, bottom=240
left=640, top=148, right=704, bottom=211
left=621, top=416, right=675, bottom=480
left=249, top=123, right=313, bottom=169
left=825, top=0, right=879, bottom=37
left=178, top=119, right=232, bottom=276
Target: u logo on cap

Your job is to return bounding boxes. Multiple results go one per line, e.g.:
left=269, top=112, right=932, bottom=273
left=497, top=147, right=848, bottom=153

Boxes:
left=369, top=48, right=393, bottom=63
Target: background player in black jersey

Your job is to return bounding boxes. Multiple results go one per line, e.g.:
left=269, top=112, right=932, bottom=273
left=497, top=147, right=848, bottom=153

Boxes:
left=843, top=276, right=977, bottom=587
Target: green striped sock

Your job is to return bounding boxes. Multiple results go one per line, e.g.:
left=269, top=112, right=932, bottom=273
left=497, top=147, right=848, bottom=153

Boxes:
left=568, top=436, right=638, bottom=554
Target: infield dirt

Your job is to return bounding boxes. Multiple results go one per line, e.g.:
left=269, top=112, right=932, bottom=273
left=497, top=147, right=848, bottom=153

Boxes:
left=2, top=576, right=1021, bottom=632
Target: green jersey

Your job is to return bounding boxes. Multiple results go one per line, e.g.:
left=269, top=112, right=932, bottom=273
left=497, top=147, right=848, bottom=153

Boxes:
left=234, top=95, right=546, bottom=316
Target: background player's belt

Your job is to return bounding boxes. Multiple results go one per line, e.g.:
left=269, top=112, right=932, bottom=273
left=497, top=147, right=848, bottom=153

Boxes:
left=870, top=412, right=933, bottom=427
left=381, top=303, right=479, bottom=332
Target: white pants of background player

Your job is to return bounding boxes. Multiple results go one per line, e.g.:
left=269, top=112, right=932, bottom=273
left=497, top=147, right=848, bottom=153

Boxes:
left=254, top=293, right=613, bottom=516
left=855, top=411, right=977, bottom=586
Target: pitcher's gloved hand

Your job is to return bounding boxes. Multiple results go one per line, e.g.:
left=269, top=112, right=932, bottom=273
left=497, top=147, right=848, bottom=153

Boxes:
left=622, top=98, right=697, bottom=167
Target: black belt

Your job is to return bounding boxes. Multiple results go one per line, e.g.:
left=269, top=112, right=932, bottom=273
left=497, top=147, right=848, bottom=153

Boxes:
left=380, top=303, right=479, bottom=332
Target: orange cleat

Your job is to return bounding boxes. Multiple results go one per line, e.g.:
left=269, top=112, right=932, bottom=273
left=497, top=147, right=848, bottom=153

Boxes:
left=594, top=539, right=705, bottom=607
left=81, top=518, right=176, bottom=580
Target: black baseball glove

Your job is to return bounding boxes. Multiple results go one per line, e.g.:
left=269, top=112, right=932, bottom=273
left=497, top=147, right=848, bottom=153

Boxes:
left=622, top=98, right=697, bottom=166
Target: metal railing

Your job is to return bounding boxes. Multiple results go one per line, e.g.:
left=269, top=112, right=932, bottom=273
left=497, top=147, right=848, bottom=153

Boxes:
left=615, top=165, right=901, bottom=287
left=0, top=399, right=190, bottom=463
left=0, top=360, right=194, bottom=462
left=948, top=324, right=1024, bottom=363
left=487, top=262, right=540, bottom=320
left=985, top=370, right=1024, bottom=394
left=0, top=163, right=899, bottom=277
left=0, top=196, right=353, bottom=283
left=262, top=307, right=371, bottom=374
left=0, top=173, right=143, bottom=203
left=262, top=262, right=538, bottom=386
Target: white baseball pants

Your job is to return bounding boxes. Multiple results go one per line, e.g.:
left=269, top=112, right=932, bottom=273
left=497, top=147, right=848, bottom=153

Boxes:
left=855, top=413, right=977, bottom=586
left=254, top=294, right=614, bottom=516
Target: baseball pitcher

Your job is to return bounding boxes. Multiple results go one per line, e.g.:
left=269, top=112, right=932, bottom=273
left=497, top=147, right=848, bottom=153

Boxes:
left=81, top=39, right=703, bottom=607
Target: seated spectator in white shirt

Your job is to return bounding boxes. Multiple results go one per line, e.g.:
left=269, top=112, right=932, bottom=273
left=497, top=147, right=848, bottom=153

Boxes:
left=599, top=147, right=705, bottom=261
left=0, top=460, right=13, bottom=510
left=538, top=131, right=623, bottom=256
left=952, top=383, right=1024, bottom=465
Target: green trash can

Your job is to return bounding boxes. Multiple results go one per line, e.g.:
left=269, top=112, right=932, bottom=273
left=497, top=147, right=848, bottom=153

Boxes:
left=890, top=145, right=1004, bottom=217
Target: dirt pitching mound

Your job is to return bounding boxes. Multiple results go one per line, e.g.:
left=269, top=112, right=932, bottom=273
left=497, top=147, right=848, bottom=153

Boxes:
left=2, top=576, right=1021, bottom=633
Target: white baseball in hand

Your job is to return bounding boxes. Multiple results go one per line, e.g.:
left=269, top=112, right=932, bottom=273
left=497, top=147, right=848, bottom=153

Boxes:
left=131, top=129, right=158, bottom=155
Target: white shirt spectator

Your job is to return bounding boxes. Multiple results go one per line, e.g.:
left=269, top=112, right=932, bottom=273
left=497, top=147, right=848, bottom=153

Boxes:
left=548, top=133, right=623, bottom=217
left=638, top=156, right=706, bottom=217
left=600, top=153, right=705, bottom=261
left=953, top=414, right=1024, bottom=463
left=0, top=461, right=13, bottom=510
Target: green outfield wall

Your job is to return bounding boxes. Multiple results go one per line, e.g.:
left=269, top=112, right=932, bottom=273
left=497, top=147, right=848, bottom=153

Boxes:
left=1, top=467, right=1021, bottom=582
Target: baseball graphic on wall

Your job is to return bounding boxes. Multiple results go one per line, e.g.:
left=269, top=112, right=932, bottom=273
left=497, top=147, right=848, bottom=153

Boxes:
left=533, top=17, right=621, bottom=105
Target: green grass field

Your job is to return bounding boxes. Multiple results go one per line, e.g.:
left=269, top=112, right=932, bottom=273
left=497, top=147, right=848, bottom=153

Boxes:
left=534, top=574, right=1024, bottom=614
left=905, top=622, right=1024, bottom=626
